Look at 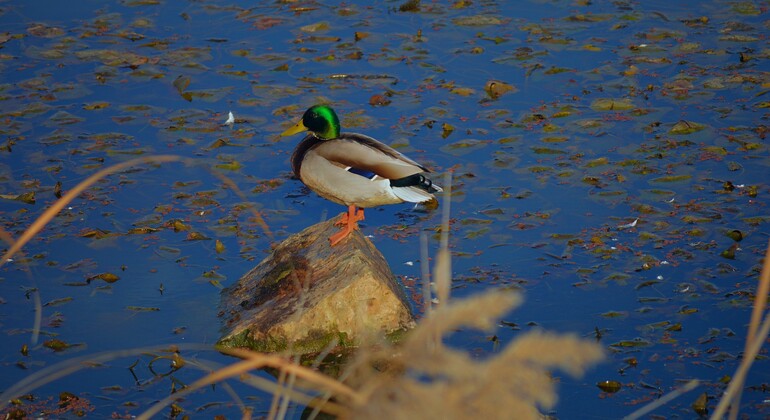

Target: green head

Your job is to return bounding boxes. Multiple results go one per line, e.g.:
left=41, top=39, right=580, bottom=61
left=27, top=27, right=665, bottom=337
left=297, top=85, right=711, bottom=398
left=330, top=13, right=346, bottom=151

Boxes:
left=280, top=105, right=340, bottom=140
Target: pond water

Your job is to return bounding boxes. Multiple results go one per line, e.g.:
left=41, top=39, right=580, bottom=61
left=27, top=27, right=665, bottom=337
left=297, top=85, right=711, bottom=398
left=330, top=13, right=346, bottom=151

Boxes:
left=1, top=0, right=769, bottom=418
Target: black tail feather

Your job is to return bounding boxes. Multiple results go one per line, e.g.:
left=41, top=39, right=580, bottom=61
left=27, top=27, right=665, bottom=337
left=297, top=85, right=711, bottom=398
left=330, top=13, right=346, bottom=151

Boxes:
left=390, top=174, right=442, bottom=193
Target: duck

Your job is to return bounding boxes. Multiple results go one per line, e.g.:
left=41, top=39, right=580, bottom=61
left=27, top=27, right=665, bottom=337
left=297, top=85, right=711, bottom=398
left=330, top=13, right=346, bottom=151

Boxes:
left=280, top=104, right=442, bottom=246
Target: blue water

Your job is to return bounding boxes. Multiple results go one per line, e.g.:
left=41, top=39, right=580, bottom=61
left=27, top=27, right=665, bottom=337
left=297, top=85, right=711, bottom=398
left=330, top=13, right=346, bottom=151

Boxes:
left=1, top=0, right=769, bottom=417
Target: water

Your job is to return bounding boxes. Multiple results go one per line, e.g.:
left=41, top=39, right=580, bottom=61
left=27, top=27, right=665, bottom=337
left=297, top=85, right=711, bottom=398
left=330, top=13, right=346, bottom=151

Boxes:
left=1, top=0, right=769, bottom=417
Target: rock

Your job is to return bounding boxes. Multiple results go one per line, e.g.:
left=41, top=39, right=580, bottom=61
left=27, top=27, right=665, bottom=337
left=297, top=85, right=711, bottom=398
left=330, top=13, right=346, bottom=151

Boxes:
left=218, top=215, right=416, bottom=353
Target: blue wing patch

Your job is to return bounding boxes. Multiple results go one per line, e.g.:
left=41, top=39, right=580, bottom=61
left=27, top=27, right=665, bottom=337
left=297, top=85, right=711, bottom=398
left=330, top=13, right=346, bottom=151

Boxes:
left=347, top=167, right=377, bottom=180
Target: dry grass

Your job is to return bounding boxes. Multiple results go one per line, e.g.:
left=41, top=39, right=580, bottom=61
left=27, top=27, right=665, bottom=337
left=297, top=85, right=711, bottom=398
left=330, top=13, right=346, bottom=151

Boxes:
left=0, top=155, right=271, bottom=271
left=343, top=292, right=604, bottom=420
left=0, top=155, right=186, bottom=270
left=340, top=174, right=604, bottom=419
left=0, top=155, right=270, bottom=347
left=711, top=239, right=770, bottom=420
left=624, top=239, right=770, bottom=420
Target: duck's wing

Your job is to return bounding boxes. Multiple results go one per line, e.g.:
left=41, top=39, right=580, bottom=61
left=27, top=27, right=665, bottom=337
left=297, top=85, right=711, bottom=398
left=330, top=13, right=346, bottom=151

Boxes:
left=313, top=133, right=430, bottom=179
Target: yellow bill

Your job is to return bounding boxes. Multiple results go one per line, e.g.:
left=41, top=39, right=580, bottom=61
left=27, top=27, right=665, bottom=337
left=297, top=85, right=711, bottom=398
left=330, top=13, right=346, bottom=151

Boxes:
left=280, top=119, right=308, bottom=137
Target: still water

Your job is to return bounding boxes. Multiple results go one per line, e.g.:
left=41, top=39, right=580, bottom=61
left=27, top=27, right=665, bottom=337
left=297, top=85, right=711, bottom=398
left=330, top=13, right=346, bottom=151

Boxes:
left=1, top=0, right=768, bottom=417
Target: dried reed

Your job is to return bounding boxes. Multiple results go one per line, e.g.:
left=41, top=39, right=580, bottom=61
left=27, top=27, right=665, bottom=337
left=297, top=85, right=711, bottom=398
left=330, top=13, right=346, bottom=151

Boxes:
left=712, top=239, right=770, bottom=419
left=0, top=154, right=272, bottom=269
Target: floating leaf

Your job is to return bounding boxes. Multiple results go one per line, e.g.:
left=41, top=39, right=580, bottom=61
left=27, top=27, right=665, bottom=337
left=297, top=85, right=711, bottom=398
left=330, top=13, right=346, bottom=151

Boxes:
left=610, top=338, right=651, bottom=348
left=670, top=120, right=706, bottom=135
left=725, top=230, right=743, bottom=242
left=46, top=111, right=84, bottom=125
left=173, top=75, right=192, bottom=101
left=692, top=392, right=708, bottom=415
left=74, top=49, right=149, bottom=67
left=542, top=136, right=567, bottom=143
left=702, top=146, right=727, bottom=155
left=464, top=227, right=490, bottom=239
left=27, top=23, right=65, bottom=38
left=531, top=147, right=565, bottom=155
left=44, top=297, right=74, bottom=307
left=440, top=139, right=489, bottom=156
left=585, top=157, right=609, bottom=168
left=83, top=102, right=110, bottom=111
left=590, top=98, right=635, bottom=111
left=200, top=270, right=226, bottom=288
left=169, top=219, right=191, bottom=232
left=126, top=306, right=160, bottom=312
left=88, top=272, right=120, bottom=283
left=721, top=243, right=738, bottom=259
left=186, top=232, right=210, bottom=241
left=565, top=14, right=613, bottom=22
left=215, top=160, right=242, bottom=171
left=43, top=339, right=70, bottom=352
left=582, top=176, right=604, bottom=187
left=601, top=311, right=627, bottom=318
left=300, top=22, right=329, bottom=32
left=650, top=175, right=691, bottom=183
left=453, top=15, right=503, bottom=26
left=207, top=138, right=231, bottom=149
left=398, top=0, right=420, bottom=12
left=732, top=1, right=760, bottom=15
left=0, top=192, right=35, bottom=204
left=441, top=123, right=454, bottom=139
left=369, top=94, right=391, bottom=106
left=127, top=227, right=160, bottom=234
left=544, top=66, right=573, bottom=74
left=743, top=185, right=758, bottom=198
left=485, top=80, right=515, bottom=99
left=720, top=34, right=758, bottom=42
left=575, top=119, right=603, bottom=129
left=597, top=380, right=622, bottom=393
left=450, top=87, right=475, bottom=96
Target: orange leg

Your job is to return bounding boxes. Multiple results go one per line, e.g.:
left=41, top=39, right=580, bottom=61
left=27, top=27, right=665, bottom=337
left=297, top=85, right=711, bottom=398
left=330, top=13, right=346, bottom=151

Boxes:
left=329, top=205, right=365, bottom=246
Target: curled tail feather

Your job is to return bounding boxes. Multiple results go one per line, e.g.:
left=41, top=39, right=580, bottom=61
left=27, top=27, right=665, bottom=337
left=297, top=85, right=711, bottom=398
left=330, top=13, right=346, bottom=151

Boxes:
left=390, top=173, right=442, bottom=203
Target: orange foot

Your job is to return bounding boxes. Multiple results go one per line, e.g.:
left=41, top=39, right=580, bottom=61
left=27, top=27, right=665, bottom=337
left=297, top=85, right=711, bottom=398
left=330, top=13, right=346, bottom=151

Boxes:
left=329, top=205, right=365, bottom=246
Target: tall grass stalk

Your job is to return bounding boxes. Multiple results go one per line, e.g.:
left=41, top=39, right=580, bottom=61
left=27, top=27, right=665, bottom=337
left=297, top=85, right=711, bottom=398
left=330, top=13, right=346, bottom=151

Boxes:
left=0, top=154, right=273, bottom=269
left=623, top=379, right=700, bottom=420
left=138, top=347, right=358, bottom=419
left=434, top=171, right=452, bottom=306
left=713, top=239, right=770, bottom=419
left=0, top=155, right=272, bottom=347
left=0, top=155, right=187, bottom=269
left=0, top=344, right=213, bottom=409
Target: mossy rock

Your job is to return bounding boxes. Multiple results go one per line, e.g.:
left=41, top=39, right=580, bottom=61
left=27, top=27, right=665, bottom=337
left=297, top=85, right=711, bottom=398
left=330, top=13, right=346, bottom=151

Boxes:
left=218, top=215, right=416, bottom=355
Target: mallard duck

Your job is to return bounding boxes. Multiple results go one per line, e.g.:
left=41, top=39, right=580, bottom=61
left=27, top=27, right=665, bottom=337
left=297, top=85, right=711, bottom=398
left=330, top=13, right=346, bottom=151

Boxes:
left=280, top=104, right=442, bottom=246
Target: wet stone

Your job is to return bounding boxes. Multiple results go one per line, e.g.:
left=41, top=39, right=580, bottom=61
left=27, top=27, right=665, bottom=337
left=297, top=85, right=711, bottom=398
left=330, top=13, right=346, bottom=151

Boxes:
left=218, top=215, right=416, bottom=354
